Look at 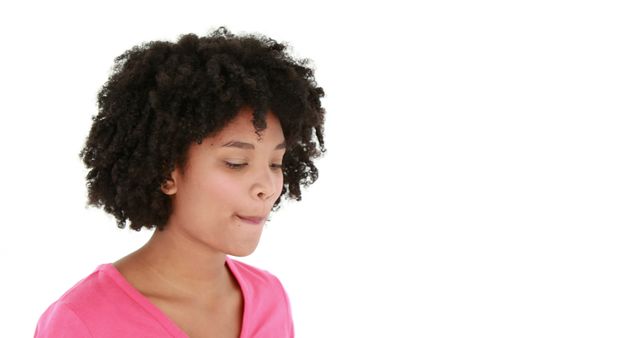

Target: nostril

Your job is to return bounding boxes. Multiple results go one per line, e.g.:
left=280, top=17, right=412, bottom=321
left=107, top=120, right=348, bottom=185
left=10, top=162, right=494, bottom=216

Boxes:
left=260, top=193, right=275, bottom=201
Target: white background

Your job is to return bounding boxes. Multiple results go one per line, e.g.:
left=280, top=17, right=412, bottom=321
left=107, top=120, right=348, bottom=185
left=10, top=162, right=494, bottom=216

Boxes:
left=1, top=0, right=639, bottom=337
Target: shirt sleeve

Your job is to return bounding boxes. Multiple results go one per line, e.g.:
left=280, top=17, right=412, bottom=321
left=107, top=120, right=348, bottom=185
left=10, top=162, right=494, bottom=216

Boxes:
left=34, top=301, right=93, bottom=338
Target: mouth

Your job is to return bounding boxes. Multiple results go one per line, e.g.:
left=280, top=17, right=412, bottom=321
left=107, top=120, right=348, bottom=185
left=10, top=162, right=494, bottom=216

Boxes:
left=236, top=214, right=266, bottom=225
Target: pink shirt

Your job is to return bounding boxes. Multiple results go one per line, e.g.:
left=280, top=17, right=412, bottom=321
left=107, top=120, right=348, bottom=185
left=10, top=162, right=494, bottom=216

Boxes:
left=34, top=256, right=294, bottom=337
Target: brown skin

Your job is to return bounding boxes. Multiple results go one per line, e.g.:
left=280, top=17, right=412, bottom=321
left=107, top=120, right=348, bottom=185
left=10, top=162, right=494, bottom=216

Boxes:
left=113, top=108, right=285, bottom=337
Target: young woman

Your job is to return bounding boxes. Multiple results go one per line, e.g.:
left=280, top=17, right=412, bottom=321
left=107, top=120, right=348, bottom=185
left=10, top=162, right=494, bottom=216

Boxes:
left=34, top=26, right=326, bottom=338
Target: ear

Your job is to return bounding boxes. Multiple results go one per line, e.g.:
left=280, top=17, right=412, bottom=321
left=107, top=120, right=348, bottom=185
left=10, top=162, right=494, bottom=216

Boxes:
left=160, top=169, right=179, bottom=195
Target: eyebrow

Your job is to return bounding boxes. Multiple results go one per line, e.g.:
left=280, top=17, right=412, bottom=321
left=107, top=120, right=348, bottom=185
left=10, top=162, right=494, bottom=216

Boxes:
left=221, top=140, right=287, bottom=150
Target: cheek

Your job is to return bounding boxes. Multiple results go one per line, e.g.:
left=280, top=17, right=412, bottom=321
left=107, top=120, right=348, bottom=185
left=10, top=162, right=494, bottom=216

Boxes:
left=204, top=172, right=246, bottom=205
left=272, top=175, right=285, bottom=201
left=277, top=175, right=285, bottom=191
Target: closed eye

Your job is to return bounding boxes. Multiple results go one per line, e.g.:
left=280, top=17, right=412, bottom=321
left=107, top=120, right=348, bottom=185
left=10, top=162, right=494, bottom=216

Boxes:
left=225, top=162, right=283, bottom=170
left=225, top=162, right=247, bottom=169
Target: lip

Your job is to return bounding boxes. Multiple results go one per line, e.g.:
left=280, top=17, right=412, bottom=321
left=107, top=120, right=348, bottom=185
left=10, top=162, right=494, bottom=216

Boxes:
left=236, top=214, right=266, bottom=225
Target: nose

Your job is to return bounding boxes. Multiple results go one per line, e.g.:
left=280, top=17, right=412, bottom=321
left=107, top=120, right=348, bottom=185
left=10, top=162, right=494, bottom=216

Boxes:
left=251, top=165, right=279, bottom=201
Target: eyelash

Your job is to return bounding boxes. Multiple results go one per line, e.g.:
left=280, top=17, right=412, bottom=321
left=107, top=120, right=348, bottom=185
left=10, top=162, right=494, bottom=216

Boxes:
left=225, top=162, right=283, bottom=170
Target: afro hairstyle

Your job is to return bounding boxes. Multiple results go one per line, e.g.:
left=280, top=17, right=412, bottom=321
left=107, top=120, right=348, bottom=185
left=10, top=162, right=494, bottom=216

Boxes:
left=79, top=26, right=326, bottom=232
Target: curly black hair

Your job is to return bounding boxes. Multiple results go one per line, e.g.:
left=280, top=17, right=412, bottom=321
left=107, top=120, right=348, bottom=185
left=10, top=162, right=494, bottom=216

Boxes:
left=79, top=26, right=326, bottom=232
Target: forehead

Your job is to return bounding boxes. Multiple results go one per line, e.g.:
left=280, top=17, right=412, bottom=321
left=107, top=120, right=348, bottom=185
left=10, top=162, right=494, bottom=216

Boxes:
left=208, top=108, right=283, bottom=145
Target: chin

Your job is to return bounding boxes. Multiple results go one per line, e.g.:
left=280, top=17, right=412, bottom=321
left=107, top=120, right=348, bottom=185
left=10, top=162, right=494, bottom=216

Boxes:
left=226, top=244, right=259, bottom=257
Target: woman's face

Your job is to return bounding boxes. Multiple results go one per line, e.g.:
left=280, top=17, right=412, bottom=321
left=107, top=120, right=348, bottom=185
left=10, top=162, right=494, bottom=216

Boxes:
left=162, top=108, right=285, bottom=257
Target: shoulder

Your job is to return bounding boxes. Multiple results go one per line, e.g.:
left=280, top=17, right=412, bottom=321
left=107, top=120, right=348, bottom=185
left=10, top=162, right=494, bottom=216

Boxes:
left=39, top=264, right=116, bottom=312
left=35, top=300, right=93, bottom=337
left=34, top=264, right=149, bottom=337
left=225, top=256, right=290, bottom=299
left=225, top=256, right=294, bottom=335
left=34, top=266, right=107, bottom=337
left=226, top=256, right=280, bottom=284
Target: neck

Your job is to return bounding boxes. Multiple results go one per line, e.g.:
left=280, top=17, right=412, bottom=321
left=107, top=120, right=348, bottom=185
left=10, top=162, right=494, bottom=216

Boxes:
left=116, top=224, right=234, bottom=304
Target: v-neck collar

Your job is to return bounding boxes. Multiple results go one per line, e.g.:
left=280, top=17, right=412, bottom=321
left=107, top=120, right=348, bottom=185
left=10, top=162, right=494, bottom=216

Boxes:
left=101, top=255, right=247, bottom=338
